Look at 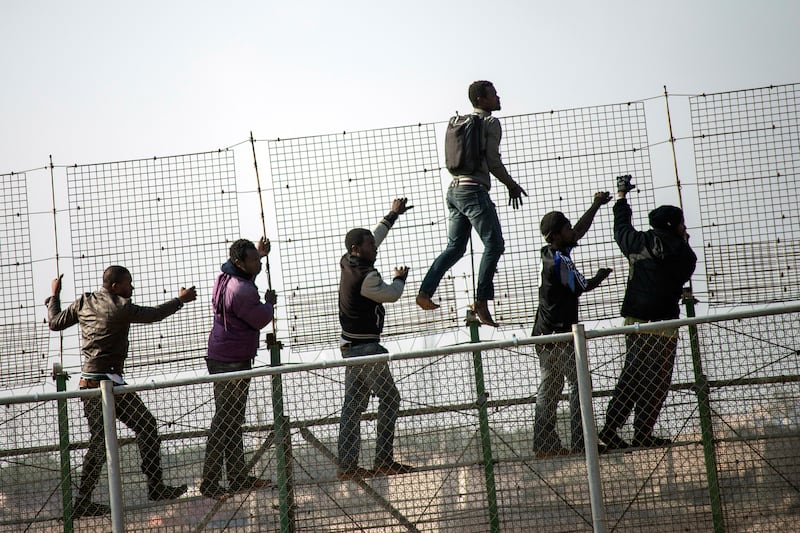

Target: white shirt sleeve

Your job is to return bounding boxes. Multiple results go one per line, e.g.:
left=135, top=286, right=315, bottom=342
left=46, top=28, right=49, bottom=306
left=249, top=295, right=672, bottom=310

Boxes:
left=360, top=270, right=405, bottom=303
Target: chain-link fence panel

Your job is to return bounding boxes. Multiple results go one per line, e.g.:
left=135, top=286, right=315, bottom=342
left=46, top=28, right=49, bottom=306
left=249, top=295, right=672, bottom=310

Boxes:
left=2, top=307, right=800, bottom=531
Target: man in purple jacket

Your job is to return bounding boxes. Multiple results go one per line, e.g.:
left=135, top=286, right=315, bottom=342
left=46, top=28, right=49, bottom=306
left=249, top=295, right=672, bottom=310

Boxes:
left=200, top=237, right=276, bottom=500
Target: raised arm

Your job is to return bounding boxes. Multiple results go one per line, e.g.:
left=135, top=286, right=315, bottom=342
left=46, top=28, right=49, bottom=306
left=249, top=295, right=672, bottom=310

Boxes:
left=125, top=286, right=196, bottom=323
left=46, top=274, right=80, bottom=331
left=373, top=197, right=412, bottom=248
left=573, top=191, right=612, bottom=241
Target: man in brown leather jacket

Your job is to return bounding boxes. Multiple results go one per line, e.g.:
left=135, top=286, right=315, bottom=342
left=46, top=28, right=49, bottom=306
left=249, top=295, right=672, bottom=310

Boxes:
left=47, top=266, right=196, bottom=517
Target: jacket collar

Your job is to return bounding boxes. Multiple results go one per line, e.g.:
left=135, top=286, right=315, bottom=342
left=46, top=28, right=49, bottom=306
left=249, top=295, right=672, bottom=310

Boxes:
left=221, top=259, right=253, bottom=281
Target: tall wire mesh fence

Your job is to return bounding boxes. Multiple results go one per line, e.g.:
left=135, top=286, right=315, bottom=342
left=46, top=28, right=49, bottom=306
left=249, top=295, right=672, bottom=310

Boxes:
left=690, top=83, right=800, bottom=306
left=267, top=124, right=459, bottom=351
left=0, top=171, right=48, bottom=387
left=495, top=102, right=656, bottom=327
left=65, top=151, right=240, bottom=377
left=0, top=81, right=798, bottom=531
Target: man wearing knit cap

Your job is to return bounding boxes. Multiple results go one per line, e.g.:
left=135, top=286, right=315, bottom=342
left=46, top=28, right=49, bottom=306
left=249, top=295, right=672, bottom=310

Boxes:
left=532, top=191, right=613, bottom=457
left=598, top=175, right=697, bottom=450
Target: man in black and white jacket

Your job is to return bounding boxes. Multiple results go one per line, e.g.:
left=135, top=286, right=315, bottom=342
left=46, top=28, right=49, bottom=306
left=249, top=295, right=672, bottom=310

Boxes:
left=337, top=197, right=415, bottom=479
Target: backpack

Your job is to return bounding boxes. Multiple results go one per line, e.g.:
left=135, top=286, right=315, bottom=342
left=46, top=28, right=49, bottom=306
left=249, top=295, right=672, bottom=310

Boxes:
left=444, top=113, right=484, bottom=176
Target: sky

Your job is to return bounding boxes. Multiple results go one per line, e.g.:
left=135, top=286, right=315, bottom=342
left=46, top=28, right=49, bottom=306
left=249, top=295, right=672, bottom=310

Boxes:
left=2, top=1, right=799, bottom=169
left=1, top=1, right=799, bottom=388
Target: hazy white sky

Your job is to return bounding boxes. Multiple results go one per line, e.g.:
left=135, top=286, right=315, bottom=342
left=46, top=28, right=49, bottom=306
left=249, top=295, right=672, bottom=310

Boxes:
left=2, top=0, right=799, bottom=169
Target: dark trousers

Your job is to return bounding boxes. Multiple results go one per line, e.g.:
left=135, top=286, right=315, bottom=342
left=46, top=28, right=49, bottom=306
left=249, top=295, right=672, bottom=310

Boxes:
left=202, top=358, right=252, bottom=486
left=532, top=341, right=583, bottom=451
left=604, top=333, right=677, bottom=437
left=338, top=342, right=400, bottom=470
left=78, top=383, right=162, bottom=498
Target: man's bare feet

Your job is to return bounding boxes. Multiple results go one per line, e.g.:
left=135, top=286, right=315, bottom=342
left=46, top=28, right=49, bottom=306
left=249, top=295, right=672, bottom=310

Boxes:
left=472, top=300, right=498, bottom=327
left=416, top=291, right=440, bottom=310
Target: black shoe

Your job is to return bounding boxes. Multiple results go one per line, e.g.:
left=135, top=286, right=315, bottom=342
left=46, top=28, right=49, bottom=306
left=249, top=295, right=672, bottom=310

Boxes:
left=73, top=497, right=111, bottom=518
left=200, top=481, right=230, bottom=500
left=373, top=460, right=414, bottom=475
left=336, top=466, right=374, bottom=480
left=599, top=428, right=630, bottom=450
left=229, top=476, right=272, bottom=493
left=632, top=434, right=672, bottom=448
left=148, top=482, right=188, bottom=501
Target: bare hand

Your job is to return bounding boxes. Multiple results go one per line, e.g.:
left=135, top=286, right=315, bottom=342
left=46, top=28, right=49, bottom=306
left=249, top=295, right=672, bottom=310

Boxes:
left=264, top=289, right=278, bottom=305
left=595, top=268, right=613, bottom=281
left=594, top=191, right=612, bottom=205
left=391, top=198, right=413, bottom=215
left=507, top=183, right=528, bottom=210
left=257, top=236, right=271, bottom=258
left=51, top=274, right=64, bottom=296
left=178, top=286, right=197, bottom=303
left=393, top=266, right=409, bottom=281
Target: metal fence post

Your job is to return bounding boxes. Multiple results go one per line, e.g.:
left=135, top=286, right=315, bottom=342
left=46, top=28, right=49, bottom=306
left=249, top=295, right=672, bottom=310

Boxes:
left=269, top=334, right=296, bottom=532
left=682, top=288, right=725, bottom=532
left=52, top=363, right=74, bottom=533
left=572, top=324, right=607, bottom=533
left=100, top=380, right=124, bottom=532
left=467, top=310, right=500, bottom=533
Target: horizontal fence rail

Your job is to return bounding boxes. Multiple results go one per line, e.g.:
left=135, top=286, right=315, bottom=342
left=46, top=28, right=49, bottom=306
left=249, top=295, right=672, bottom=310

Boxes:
left=0, top=303, right=798, bottom=531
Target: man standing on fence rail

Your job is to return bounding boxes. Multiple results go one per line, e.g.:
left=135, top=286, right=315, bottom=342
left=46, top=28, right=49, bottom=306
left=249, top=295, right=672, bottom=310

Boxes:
left=200, top=237, right=276, bottom=500
left=532, top=191, right=613, bottom=458
left=598, top=175, right=697, bottom=450
left=46, top=266, right=197, bottom=517
left=337, top=197, right=415, bottom=480
left=416, top=80, right=527, bottom=326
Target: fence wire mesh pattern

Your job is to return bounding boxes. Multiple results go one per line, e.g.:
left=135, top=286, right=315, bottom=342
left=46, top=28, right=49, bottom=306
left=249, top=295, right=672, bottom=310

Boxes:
left=65, top=151, right=241, bottom=376
left=689, top=83, right=800, bottom=306
left=267, top=124, right=460, bottom=351
left=1, top=82, right=800, bottom=531
left=0, top=172, right=47, bottom=386
left=1, top=308, right=799, bottom=531
left=493, top=103, right=657, bottom=327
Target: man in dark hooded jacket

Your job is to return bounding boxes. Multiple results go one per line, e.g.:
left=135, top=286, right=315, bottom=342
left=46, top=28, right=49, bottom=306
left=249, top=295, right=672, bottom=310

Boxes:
left=599, top=175, right=696, bottom=450
left=200, top=237, right=275, bottom=499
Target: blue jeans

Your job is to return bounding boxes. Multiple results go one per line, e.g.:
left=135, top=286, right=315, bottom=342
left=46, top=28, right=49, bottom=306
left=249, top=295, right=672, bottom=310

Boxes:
left=420, top=184, right=505, bottom=301
left=337, top=342, right=400, bottom=470
left=532, top=342, right=583, bottom=451
left=202, top=358, right=253, bottom=486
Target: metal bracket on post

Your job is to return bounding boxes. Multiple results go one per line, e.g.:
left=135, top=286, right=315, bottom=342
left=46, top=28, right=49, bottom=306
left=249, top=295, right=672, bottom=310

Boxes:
left=100, top=380, right=125, bottom=533
left=52, top=363, right=74, bottom=533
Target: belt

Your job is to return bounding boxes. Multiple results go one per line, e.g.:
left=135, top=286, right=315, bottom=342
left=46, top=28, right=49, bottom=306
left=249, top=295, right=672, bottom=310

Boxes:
left=79, top=377, right=103, bottom=389
left=451, top=177, right=486, bottom=188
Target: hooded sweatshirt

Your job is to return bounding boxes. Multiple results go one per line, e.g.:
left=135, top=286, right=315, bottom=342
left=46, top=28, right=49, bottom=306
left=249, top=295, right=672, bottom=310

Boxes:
left=207, top=260, right=274, bottom=362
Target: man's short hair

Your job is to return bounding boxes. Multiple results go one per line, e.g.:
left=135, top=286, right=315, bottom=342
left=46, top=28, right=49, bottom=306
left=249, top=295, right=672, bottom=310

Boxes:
left=102, top=265, right=131, bottom=289
left=468, top=80, right=495, bottom=107
left=540, top=211, right=570, bottom=242
left=229, top=239, right=257, bottom=264
left=345, top=228, right=372, bottom=252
